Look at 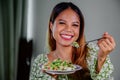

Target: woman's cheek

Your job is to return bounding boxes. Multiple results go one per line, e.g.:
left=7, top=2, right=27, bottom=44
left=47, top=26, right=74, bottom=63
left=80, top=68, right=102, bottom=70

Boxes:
left=76, top=30, right=80, bottom=39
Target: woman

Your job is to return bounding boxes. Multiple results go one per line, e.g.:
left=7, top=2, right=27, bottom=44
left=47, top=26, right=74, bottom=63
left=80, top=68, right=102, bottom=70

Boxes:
left=29, top=2, right=116, bottom=80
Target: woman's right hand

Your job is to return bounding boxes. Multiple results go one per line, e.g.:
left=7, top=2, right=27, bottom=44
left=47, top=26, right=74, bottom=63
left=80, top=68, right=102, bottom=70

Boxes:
left=42, top=70, right=58, bottom=79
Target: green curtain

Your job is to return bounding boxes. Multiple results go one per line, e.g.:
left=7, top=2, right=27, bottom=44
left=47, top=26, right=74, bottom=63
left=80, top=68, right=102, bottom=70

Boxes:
left=0, top=0, right=28, bottom=80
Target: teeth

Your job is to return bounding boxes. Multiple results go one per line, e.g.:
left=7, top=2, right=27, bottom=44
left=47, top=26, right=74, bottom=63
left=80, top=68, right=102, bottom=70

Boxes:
left=61, top=35, right=72, bottom=39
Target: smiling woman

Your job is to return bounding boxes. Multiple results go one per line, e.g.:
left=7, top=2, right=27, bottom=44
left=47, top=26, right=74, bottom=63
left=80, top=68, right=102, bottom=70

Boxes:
left=29, top=2, right=116, bottom=80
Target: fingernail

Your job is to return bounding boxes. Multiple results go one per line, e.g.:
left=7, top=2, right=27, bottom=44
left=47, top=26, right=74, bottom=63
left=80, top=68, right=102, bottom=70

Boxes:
left=105, top=32, right=108, bottom=34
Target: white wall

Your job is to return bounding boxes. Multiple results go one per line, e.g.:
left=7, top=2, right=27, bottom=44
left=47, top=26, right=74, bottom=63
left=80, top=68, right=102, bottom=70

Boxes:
left=29, top=0, right=120, bottom=79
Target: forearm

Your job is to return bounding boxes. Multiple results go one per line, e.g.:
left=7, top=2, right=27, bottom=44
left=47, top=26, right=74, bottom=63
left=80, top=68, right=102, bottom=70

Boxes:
left=87, top=42, right=114, bottom=80
left=96, top=56, right=106, bottom=73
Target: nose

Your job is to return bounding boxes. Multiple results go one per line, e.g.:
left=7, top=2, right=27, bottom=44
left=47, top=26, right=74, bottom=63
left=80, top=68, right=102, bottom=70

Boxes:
left=65, top=25, right=73, bottom=33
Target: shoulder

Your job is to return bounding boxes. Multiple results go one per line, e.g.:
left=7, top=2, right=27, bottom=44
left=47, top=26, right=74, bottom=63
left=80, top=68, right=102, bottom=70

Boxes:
left=30, top=53, right=51, bottom=79
left=33, top=53, right=48, bottom=65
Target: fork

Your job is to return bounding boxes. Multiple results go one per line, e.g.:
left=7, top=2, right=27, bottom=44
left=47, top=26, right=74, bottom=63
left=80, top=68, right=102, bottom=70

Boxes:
left=72, top=38, right=102, bottom=48
left=86, top=38, right=102, bottom=44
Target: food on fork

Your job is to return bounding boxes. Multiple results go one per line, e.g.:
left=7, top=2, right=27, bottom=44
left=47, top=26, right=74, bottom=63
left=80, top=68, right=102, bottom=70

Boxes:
left=71, top=42, right=79, bottom=48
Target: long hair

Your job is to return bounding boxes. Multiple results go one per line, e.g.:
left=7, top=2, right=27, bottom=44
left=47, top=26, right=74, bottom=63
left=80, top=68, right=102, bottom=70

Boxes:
left=48, top=2, right=91, bottom=79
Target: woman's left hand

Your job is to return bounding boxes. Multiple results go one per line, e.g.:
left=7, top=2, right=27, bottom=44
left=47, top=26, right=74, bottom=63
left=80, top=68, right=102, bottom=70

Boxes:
left=97, top=32, right=116, bottom=59
left=96, top=32, right=116, bottom=73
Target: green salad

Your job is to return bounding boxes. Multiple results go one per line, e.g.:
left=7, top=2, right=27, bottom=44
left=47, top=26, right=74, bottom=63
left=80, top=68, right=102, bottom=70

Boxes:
left=71, top=42, right=79, bottom=48
left=42, top=58, right=76, bottom=71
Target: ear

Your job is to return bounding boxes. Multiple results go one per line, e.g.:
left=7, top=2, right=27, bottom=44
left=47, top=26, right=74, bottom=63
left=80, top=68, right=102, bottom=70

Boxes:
left=49, top=22, right=53, bottom=31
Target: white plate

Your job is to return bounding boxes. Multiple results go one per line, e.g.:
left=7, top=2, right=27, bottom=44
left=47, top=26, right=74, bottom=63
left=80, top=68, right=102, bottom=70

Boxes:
left=43, top=65, right=82, bottom=74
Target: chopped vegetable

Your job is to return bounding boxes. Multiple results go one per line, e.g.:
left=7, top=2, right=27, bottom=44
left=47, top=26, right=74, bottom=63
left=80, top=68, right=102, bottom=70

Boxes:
left=42, top=58, right=76, bottom=71
left=71, top=42, right=79, bottom=48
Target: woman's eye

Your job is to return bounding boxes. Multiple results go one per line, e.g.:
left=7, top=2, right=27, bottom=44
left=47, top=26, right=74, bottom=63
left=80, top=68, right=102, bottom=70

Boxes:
left=59, top=21, right=65, bottom=24
left=73, top=24, right=79, bottom=27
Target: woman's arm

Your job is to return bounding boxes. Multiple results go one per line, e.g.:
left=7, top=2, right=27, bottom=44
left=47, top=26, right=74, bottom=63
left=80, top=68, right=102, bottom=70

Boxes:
left=29, top=54, right=51, bottom=80
left=86, top=41, right=114, bottom=80
left=96, top=32, right=116, bottom=73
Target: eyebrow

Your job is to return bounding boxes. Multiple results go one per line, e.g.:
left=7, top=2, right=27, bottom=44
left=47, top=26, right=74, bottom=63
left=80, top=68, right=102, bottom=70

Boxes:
left=58, top=19, right=66, bottom=22
left=73, top=22, right=80, bottom=24
left=58, top=19, right=80, bottom=24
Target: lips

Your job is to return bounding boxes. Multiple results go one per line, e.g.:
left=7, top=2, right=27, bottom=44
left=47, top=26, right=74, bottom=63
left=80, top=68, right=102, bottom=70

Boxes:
left=60, top=34, right=73, bottom=40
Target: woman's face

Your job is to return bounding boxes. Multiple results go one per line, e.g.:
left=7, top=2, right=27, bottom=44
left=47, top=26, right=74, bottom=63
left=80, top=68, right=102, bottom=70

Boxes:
left=50, top=8, right=80, bottom=47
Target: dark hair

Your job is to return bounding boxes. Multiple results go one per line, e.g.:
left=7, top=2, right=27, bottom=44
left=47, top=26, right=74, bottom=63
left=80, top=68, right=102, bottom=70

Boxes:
left=50, top=2, right=83, bottom=24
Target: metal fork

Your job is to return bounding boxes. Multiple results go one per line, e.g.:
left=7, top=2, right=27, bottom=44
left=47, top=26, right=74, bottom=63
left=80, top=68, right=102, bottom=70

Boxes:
left=86, top=38, right=102, bottom=44
left=72, top=38, right=102, bottom=48
left=80, top=38, right=102, bottom=47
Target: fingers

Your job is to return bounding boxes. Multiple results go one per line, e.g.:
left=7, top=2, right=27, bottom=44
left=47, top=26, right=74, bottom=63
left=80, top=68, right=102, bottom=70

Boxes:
left=104, top=38, right=115, bottom=50
left=97, top=32, right=116, bottom=55
left=103, top=32, right=116, bottom=47
left=98, top=39, right=112, bottom=54
left=42, top=70, right=58, bottom=79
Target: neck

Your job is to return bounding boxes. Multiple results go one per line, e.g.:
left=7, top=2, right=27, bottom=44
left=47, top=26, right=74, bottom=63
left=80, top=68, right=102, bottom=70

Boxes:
left=54, top=45, right=73, bottom=62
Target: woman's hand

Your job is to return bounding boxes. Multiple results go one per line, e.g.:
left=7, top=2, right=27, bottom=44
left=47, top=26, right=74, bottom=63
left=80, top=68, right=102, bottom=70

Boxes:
left=42, top=70, right=58, bottom=79
left=97, top=32, right=116, bottom=58
left=96, top=32, right=116, bottom=73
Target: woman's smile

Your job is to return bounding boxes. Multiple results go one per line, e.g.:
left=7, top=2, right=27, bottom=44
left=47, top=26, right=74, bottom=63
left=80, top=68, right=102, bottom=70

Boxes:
left=60, top=33, right=74, bottom=40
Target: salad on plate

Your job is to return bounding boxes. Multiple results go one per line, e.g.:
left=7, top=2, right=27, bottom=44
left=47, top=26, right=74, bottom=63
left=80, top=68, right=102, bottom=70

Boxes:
left=42, top=58, right=82, bottom=74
